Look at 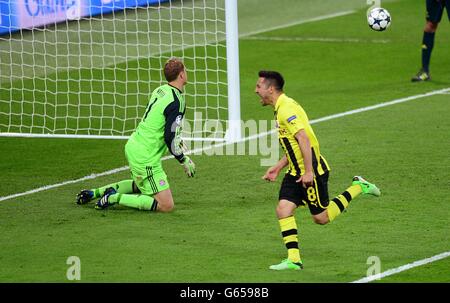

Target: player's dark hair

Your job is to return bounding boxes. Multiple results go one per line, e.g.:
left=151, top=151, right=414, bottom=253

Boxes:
left=164, top=58, right=185, bottom=82
left=258, top=70, right=284, bottom=91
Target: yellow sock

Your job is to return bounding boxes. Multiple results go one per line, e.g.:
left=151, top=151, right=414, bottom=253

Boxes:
left=347, top=184, right=362, bottom=198
left=279, top=216, right=301, bottom=263
left=327, top=184, right=362, bottom=222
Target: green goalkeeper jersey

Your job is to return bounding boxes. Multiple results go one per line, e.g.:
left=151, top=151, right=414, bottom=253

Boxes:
left=126, top=84, right=186, bottom=166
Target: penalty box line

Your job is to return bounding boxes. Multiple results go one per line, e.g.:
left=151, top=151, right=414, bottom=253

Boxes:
left=0, top=87, right=449, bottom=203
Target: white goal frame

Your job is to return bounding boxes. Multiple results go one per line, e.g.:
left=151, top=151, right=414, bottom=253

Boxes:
left=0, top=0, right=241, bottom=143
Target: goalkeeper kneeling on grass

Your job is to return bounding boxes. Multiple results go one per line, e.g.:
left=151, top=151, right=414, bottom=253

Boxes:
left=76, top=57, right=195, bottom=212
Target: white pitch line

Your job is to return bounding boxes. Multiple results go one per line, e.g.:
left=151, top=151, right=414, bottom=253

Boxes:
left=242, top=36, right=390, bottom=44
left=351, top=251, right=450, bottom=283
left=0, top=166, right=129, bottom=203
left=309, top=87, right=450, bottom=124
left=240, top=10, right=356, bottom=38
left=2, top=10, right=357, bottom=85
left=0, top=87, right=448, bottom=203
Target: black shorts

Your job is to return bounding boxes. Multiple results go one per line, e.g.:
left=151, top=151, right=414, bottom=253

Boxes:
left=279, top=172, right=330, bottom=215
left=426, top=0, right=450, bottom=23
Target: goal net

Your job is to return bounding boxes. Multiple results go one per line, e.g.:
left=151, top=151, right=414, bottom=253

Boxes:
left=0, top=0, right=241, bottom=142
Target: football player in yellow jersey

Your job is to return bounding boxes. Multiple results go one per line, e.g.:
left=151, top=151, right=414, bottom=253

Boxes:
left=255, top=71, right=381, bottom=271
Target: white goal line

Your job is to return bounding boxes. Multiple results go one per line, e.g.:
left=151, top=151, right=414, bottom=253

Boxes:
left=0, top=133, right=226, bottom=141
left=0, top=87, right=448, bottom=204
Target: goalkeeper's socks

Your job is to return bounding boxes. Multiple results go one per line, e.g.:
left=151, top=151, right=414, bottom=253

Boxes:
left=279, top=216, right=302, bottom=263
left=93, top=179, right=134, bottom=198
left=326, top=185, right=362, bottom=222
left=112, top=194, right=157, bottom=211
left=421, top=31, right=435, bottom=73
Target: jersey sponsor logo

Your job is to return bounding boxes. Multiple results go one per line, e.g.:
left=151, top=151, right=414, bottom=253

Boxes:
left=287, top=115, right=297, bottom=123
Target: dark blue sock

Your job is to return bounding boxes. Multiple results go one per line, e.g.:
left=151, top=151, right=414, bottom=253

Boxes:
left=421, top=32, right=435, bottom=73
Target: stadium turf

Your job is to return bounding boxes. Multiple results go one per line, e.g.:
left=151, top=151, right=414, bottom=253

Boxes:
left=0, top=0, right=449, bottom=282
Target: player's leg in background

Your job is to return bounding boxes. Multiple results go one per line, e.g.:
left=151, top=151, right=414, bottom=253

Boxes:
left=446, top=0, right=450, bottom=20
left=421, top=20, right=438, bottom=72
left=412, top=0, right=443, bottom=81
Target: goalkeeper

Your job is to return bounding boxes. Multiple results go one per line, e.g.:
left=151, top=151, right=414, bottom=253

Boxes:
left=76, top=58, right=195, bottom=212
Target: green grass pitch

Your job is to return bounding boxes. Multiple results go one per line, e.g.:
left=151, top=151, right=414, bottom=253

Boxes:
left=0, top=0, right=449, bottom=282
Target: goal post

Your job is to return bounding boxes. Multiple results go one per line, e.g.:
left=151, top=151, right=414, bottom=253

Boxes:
left=224, top=0, right=241, bottom=143
left=0, top=0, right=241, bottom=143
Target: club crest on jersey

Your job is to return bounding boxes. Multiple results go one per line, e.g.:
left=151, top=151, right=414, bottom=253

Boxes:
left=287, top=115, right=297, bottom=123
left=175, top=115, right=182, bottom=125
left=159, top=180, right=166, bottom=186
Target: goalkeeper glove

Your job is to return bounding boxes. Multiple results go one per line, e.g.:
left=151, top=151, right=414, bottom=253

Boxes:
left=180, top=155, right=196, bottom=177
left=179, top=140, right=188, bottom=154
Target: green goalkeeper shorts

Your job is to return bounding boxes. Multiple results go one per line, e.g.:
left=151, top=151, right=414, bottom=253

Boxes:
left=125, top=140, right=170, bottom=195
left=129, top=163, right=170, bottom=195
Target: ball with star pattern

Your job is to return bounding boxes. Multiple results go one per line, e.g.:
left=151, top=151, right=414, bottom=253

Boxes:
left=368, top=7, right=391, bottom=31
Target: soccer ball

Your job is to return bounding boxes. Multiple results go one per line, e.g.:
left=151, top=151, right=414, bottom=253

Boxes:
left=367, top=7, right=391, bottom=31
